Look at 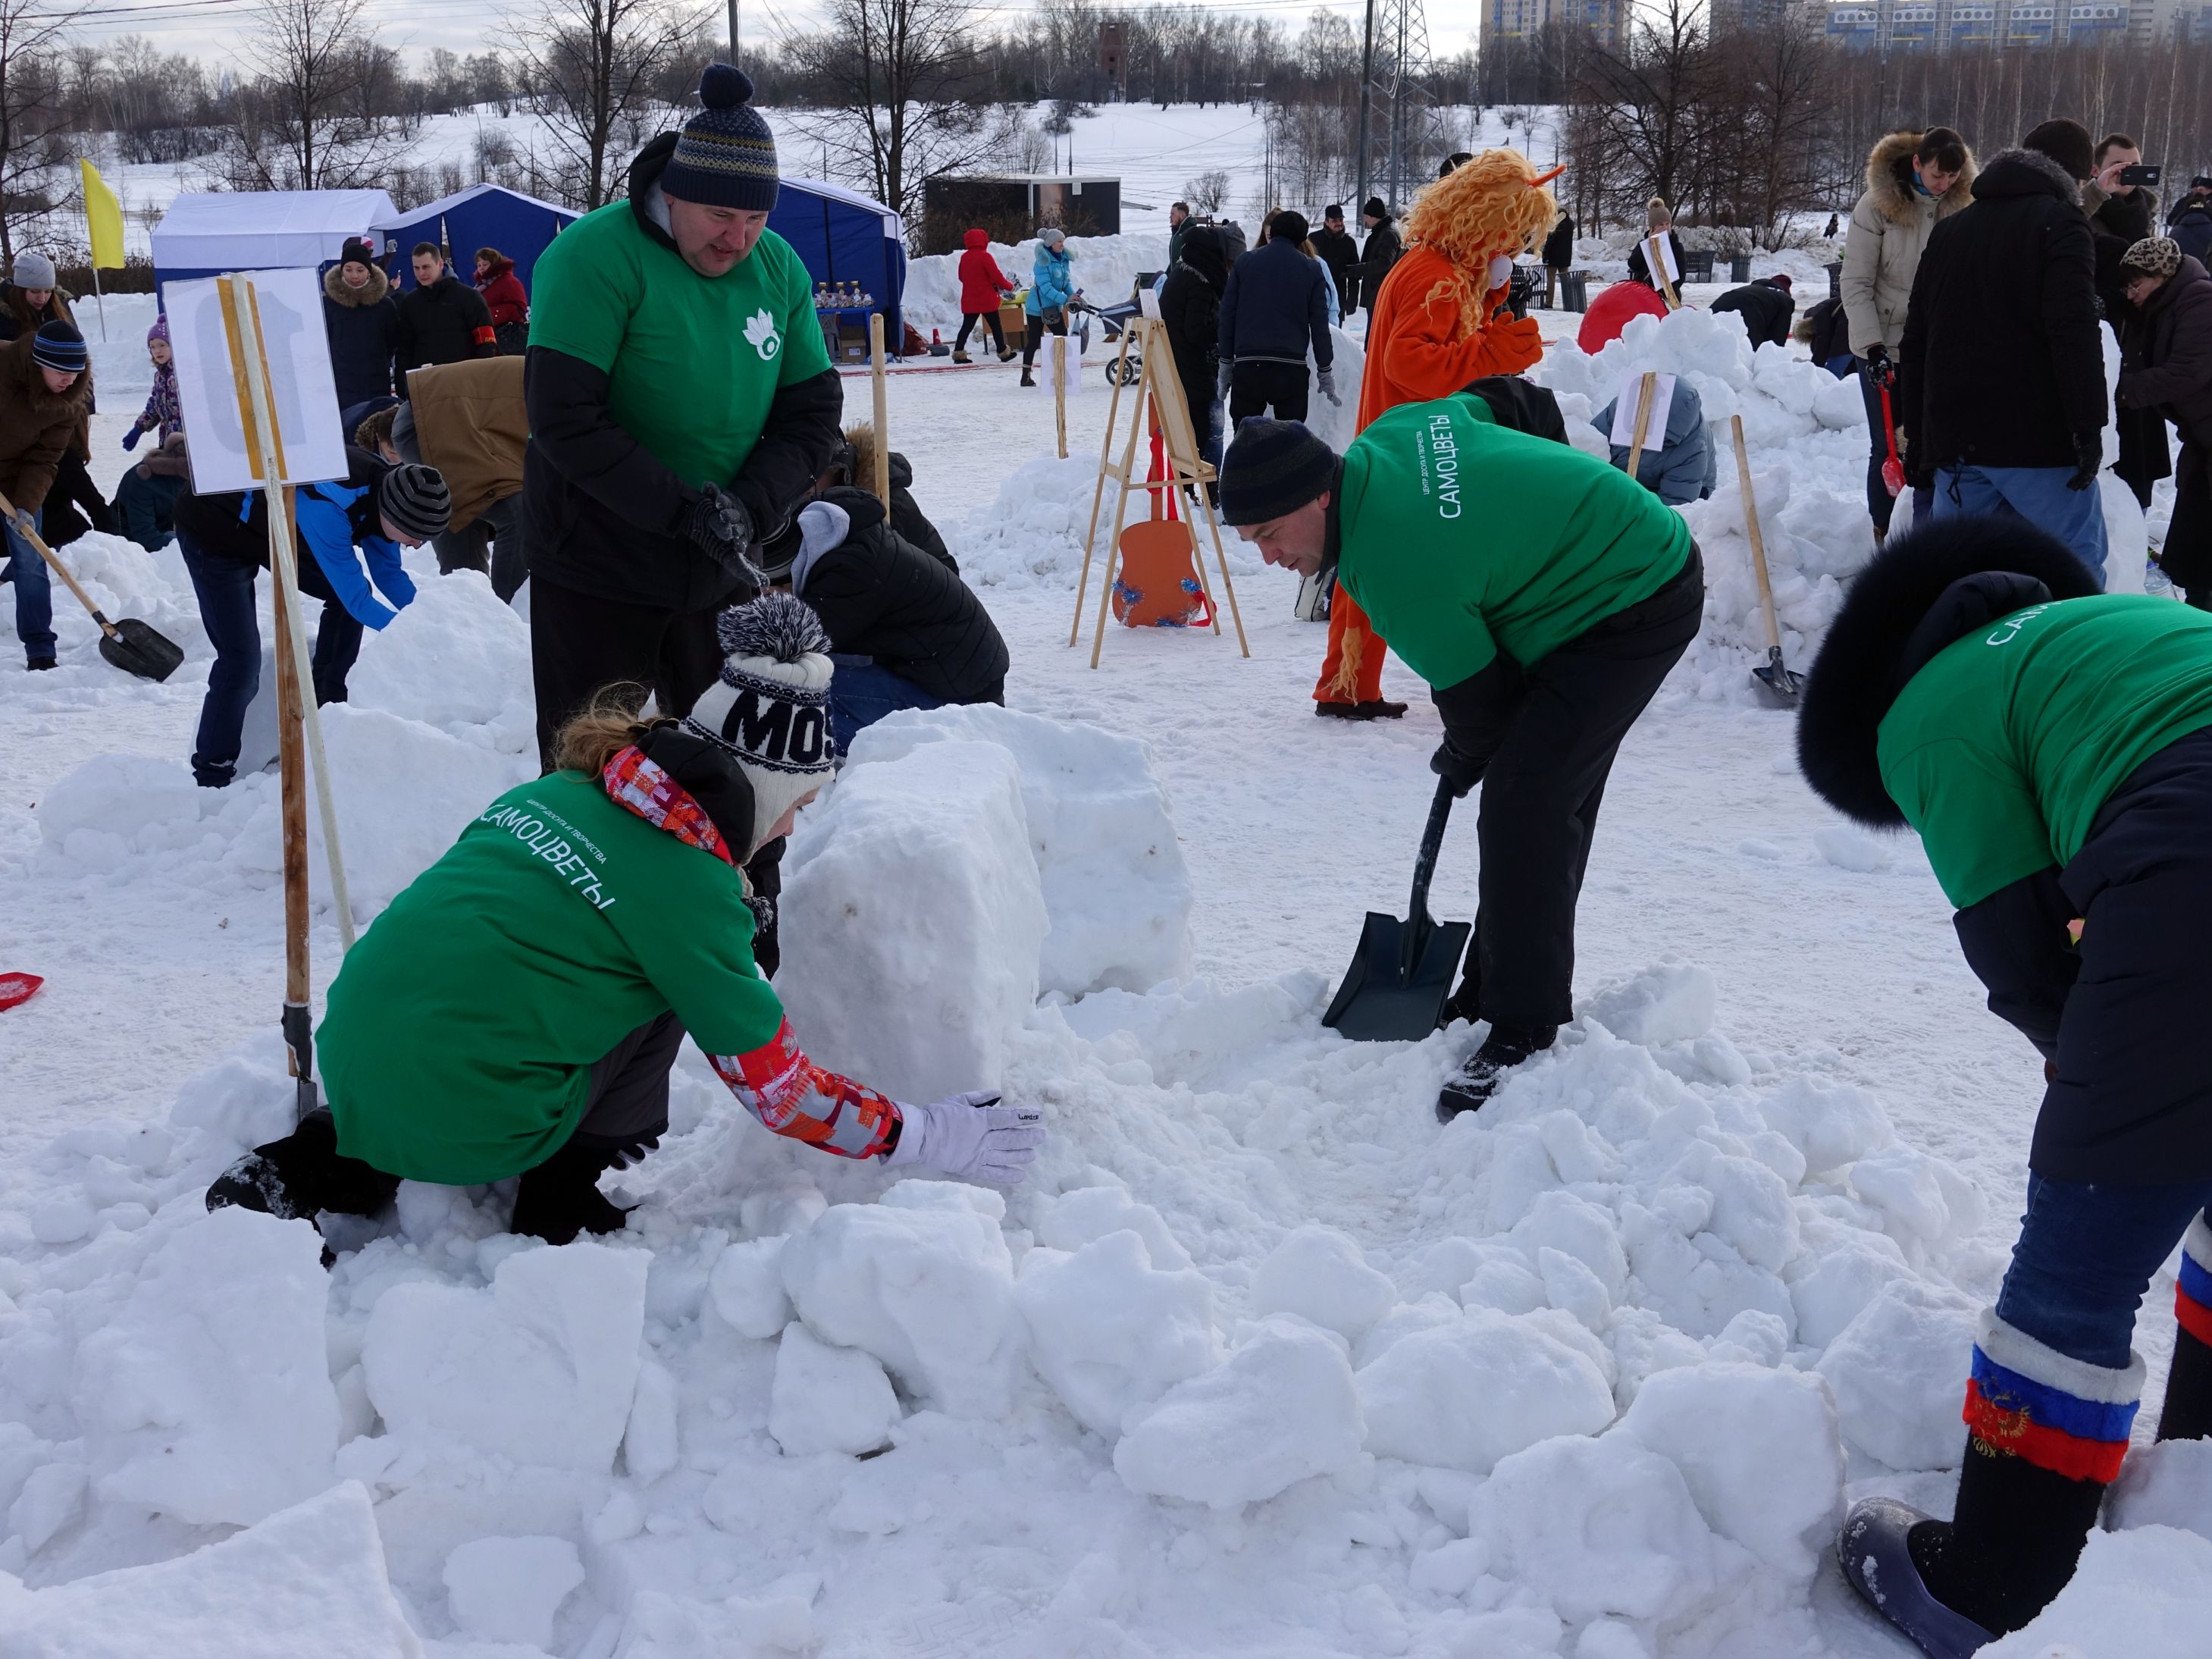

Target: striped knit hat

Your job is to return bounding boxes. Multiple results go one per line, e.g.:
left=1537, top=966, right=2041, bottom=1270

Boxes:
left=685, top=594, right=835, bottom=855
left=30, top=321, right=86, bottom=375
left=662, top=64, right=779, bottom=214
left=377, top=463, right=450, bottom=541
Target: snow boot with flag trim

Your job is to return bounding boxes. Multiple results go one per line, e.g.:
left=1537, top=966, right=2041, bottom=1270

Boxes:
left=1837, top=1496, right=1995, bottom=1659
left=2157, top=1215, right=2212, bottom=1442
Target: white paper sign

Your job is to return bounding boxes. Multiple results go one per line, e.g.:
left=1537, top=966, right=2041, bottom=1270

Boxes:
left=1644, top=234, right=1680, bottom=284
left=1610, top=372, right=1677, bottom=449
left=168, top=268, right=348, bottom=495
left=1045, top=331, right=1085, bottom=397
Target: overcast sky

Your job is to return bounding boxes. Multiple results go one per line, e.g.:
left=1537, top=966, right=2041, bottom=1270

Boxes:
left=76, top=0, right=1484, bottom=80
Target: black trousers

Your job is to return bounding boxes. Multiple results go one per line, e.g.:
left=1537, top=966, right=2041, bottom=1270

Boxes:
left=434, top=497, right=528, bottom=602
left=1020, top=306, right=1067, bottom=368
left=1230, top=360, right=1309, bottom=426
left=954, top=311, right=1006, bottom=353
left=1454, top=550, right=1705, bottom=1029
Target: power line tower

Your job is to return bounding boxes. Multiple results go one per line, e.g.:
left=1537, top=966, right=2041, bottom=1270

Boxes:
left=1355, top=0, right=1435, bottom=215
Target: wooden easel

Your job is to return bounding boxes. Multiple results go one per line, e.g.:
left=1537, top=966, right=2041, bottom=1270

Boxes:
left=1070, top=315, right=1249, bottom=668
left=217, top=272, right=356, bottom=1118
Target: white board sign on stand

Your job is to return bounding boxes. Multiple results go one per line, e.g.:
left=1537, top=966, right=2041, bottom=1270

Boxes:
left=166, top=268, right=348, bottom=494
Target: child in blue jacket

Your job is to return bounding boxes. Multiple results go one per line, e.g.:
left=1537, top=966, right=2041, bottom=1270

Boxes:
left=1593, top=375, right=1716, bottom=506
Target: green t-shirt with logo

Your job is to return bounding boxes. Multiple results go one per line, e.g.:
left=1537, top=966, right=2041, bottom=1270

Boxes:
left=1334, top=392, right=1693, bottom=687
left=318, top=771, right=786, bottom=1185
left=528, top=200, right=833, bottom=491
left=1878, top=596, right=2212, bottom=908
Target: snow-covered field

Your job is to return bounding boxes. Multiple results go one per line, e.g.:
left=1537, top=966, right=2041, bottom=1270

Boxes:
left=2, top=280, right=2207, bottom=1655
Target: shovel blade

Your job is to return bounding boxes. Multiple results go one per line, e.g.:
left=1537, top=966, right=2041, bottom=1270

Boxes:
left=1322, top=910, right=1474, bottom=1043
left=99, top=618, right=185, bottom=683
left=1751, top=646, right=1802, bottom=705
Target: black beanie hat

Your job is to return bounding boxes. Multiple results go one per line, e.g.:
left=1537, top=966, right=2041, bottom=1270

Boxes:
left=2022, top=118, right=2095, bottom=182
left=1271, top=210, right=1310, bottom=248
left=1218, top=419, right=1336, bottom=526
left=340, top=237, right=375, bottom=269
left=662, top=64, right=779, bottom=213
left=1362, top=196, right=1388, bottom=219
left=378, top=463, right=450, bottom=541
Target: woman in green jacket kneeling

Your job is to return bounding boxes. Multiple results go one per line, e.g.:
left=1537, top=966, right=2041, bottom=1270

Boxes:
left=208, top=594, right=1043, bottom=1246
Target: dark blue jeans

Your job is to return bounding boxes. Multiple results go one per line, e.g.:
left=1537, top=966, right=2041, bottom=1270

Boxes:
left=177, top=529, right=365, bottom=786
left=2, top=509, right=52, bottom=661
left=829, top=657, right=946, bottom=754
left=1856, top=360, right=1933, bottom=533
left=1997, top=1174, right=2212, bottom=1369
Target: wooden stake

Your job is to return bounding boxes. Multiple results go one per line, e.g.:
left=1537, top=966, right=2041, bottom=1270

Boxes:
left=271, top=510, right=312, bottom=1019
left=1053, top=334, right=1069, bottom=459
left=1623, top=371, right=1657, bottom=484
left=868, top=312, right=891, bottom=508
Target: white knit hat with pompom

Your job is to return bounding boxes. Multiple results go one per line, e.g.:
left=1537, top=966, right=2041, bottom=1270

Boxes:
left=683, top=592, right=835, bottom=855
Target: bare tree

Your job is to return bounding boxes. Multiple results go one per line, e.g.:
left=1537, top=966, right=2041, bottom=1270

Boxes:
left=224, top=0, right=413, bottom=191
left=1571, top=0, right=1715, bottom=220
left=783, top=0, right=994, bottom=226
left=0, top=0, right=83, bottom=265
left=511, top=0, right=707, bottom=212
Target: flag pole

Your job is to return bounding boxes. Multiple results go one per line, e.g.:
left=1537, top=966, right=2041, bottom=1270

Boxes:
left=89, top=262, right=105, bottom=342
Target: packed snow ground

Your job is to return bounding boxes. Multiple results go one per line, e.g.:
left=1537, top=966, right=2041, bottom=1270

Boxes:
left=2, top=290, right=2207, bottom=1656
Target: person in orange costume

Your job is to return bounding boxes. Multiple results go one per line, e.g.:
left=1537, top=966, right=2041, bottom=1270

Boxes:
left=1314, top=151, right=1560, bottom=720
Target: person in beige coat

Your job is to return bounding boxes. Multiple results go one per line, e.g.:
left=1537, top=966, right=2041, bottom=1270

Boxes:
left=375, top=356, right=529, bottom=601
left=1841, top=126, right=1975, bottom=534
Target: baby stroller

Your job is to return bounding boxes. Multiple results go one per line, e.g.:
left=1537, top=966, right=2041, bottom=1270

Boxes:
left=1072, top=296, right=1145, bottom=385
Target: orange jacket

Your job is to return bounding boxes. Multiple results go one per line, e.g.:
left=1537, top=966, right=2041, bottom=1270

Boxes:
left=1355, top=245, right=1543, bottom=431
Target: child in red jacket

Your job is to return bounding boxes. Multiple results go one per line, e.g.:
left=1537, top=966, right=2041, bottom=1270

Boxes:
left=954, top=229, right=1017, bottom=363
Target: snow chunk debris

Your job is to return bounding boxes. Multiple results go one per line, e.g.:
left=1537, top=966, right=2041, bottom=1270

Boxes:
left=349, top=569, right=534, bottom=740
left=1250, top=1223, right=1398, bottom=1341
left=442, top=1535, right=584, bottom=1650
left=1816, top=1278, right=1980, bottom=1469
left=76, top=1207, right=339, bottom=1527
left=1015, top=1228, right=1220, bottom=1437
left=778, top=739, right=1046, bottom=1103
left=2108, top=1438, right=2212, bottom=1540
left=1980, top=1524, right=2212, bottom=1658
left=1356, top=1307, right=1616, bottom=1475
left=362, top=1241, right=648, bottom=1472
left=767, top=1324, right=900, bottom=1457
left=707, top=1235, right=793, bottom=1339
left=1114, top=1319, right=1364, bottom=1507
left=1581, top=963, right=1716, bottom=1046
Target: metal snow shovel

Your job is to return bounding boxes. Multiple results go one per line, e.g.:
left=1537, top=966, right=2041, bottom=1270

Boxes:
left=1322, top=777, right=1474, bottom=1043
left=0, top=488, right=184, bottom=682
left=1728, top=415, right=1801, bottom=704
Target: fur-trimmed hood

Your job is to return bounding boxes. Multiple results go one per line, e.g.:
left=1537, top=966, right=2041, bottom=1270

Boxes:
left=323, top=261, right=390, bottom=308
left=1797, top=516, right=2101, bottom=827
left=1972, top=148, right=2081, bottom=208
left=1863, top=130, right=1978, bottom=225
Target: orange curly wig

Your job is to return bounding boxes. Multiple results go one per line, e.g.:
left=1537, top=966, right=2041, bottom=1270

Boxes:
left=1401, top=149, right=1562, bottom=341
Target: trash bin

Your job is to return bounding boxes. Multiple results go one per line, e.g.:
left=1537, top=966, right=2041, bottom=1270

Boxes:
left=1728, top=254, right=1752, bottom=284
left=1683, top=249, right=1717, bottom=284
left=1561, top=270, right=1590, bottom=312
left=1825, top=260, right=1844, bottom=302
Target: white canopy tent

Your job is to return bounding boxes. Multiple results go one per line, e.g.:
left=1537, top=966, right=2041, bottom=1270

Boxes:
left=150, top=190, right=399, bottom=303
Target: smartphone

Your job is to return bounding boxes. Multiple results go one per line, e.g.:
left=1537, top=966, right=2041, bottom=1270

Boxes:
left=2120, top=164, right=2162, bottom=188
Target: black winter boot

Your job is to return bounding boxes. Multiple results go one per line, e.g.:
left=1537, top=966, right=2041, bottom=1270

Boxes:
left=1437, top=1024, right=1556, bottom=1122
left=2157, top=1322, right=2212, bottom=1443
left=206, top=1109, right=400, bottom=1225
left=1355, top=699, right=1408, bottom=720
left=510, top=1138, right=632, bottom=1245
left=1906, top=1435, right=2110, bottom=1636
left=1020, top=367, right=1036, bottom=387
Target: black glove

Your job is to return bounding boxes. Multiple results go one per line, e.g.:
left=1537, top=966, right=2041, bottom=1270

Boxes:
left=1430, top=740, right=1486, bottom=798
left=1861, top=345, right=1893, bottom=387
left=2067, top=433, right=2102, bottom=491
left=604, top=1134, right=661, bottom=1171
left=683, top=484, right=760, bottom=580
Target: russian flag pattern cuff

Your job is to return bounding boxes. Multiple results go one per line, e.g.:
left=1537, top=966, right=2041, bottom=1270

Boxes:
left=1963, top=1308, right=2143, bottom=1485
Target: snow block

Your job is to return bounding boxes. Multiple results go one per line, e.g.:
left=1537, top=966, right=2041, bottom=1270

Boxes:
left=442, top=1535, right=584, bottom=1650
left=1356, top=1307, right=1616, bottom=1475
left=778, top=739, right=1047, bottom=1104
left=1815, top=1278, right=1979, bottom=1469
left=349, top=569, right=534, bottom=734
left=0, top=1481, right=423, bottom=1657
left=779, top=1184, right=1021, bottom=1418
left=768, top=1323, right=901, bottom=1457
left=75, top=1207, right=340, bottom=1527
left=1980, top=1524, right=2212, bottom=1658
left=1015, top=1229, right=1220, bottom=1438
left=840, top=704, right=1193, bottom=997
left=1615, top=1363, right=1844, bottom=1576
left=707, top=1235, right=793, bottom=1340
left=2108, top=1438, right=2212, bottom=1541
left=363, top=1241, right=649, bottom=1472
left=1468, top=1433, right=1722, bottom=1625
left=1250, top=1224, right=1398, bottom=1342
left=1114, top=1319, right=1364, bottom=1508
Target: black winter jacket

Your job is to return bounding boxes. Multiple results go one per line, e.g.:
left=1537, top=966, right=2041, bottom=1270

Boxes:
left=884, top=450, right=952, bottom=571
left=1542, top=216, right=1576, bottom=271
left=1349, top=219, right=1401, bottom=311
left=797, top=487, right=1007, bottom=704
left=1161, top=231, right=1228, bottom=422
left=2120, top=256, right=2212, bottom=441
left=1311, top=225, right=1358, bottom=311
left=395, top=274, right=497, bottom=380
left=1626, top=230, right=1687, bottom=293
left=522, top=133, right=844, bottom=613
left=1898, top=149, right=2107, bottom=472
left=1712, top=279, right=1796, bottom=349
left=321, top=263, right=400, bottom=410
left=1218, top=236, right=1332, bottom=371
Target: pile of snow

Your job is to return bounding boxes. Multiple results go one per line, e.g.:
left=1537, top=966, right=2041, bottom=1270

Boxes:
left=957, top=323, right=1363, bottom=589
left=31, top=566, right=534, bottom=917
left=902, top=231, right=1163, bottom=339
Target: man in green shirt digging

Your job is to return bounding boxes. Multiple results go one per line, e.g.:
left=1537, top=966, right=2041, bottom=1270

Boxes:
left=1217, top=401, right=1703, bottom=1118
left=1798, top=515, right=2212, bottom=1655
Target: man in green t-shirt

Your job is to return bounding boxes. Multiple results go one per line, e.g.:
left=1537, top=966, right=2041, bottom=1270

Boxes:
left=1217, top=405, right=1703, bottom=1118
left=1798, top=514, right=2212, bottom=1652
left=523, top=64, right=841, bottom=767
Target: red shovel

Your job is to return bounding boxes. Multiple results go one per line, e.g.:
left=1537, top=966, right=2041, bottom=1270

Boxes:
left=1878, top=382, right=1907, bottom=500
left=0, top=973, right=43, bottom=1011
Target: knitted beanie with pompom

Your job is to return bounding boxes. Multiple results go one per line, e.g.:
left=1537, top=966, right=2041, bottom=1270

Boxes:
left=683, top=592, right=835, bottom=854
left=662, top=64, right=779, bottom=213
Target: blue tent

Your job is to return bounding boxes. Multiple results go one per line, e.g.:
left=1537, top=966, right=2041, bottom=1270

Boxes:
left=372, top=184, right=579, bottom=293
left=768, top=177, right=908, bottom=352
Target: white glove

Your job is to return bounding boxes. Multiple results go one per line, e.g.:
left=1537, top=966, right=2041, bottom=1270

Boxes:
left=884, top=1090, right=1044, bottom=1184
left=1317, top=367, right=1340, bottom=406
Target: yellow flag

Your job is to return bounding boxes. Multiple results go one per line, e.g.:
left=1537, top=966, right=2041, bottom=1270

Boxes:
left=80, top=158, right=124, bottom=270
